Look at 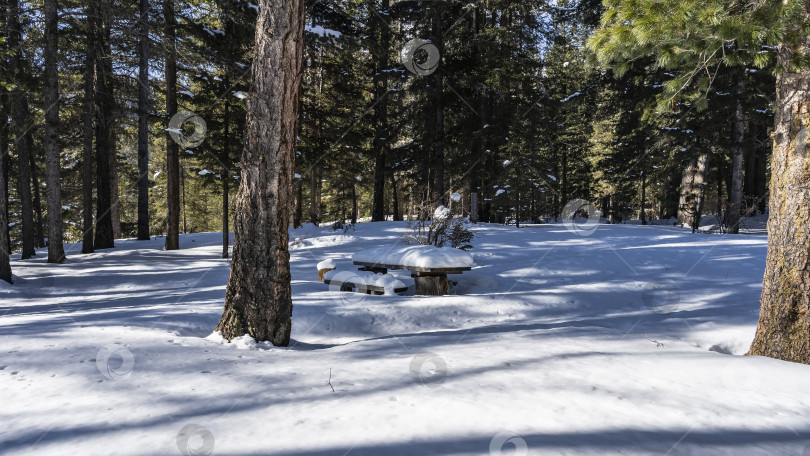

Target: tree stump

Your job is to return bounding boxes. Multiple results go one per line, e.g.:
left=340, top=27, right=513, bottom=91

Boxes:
left=413, top=275, right=449, bottom=296
left=318, top=267, right=336, bottom=282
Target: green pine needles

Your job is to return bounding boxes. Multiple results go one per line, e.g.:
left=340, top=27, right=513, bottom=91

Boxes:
left=587, top=0, right=808, bottom=112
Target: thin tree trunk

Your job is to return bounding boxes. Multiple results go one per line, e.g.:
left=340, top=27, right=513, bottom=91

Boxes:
left=137, top=0, right=150, bottom=240
left=216, top=0, right=305, bottom=345
left=371, top=0, right=390, bottom=222
left=82, top=6, right=95, bottom=254
left=44, top=0, right=65, bottom=263
left=309, top=170, right=320, bottom=224
left=640, top=169, right=647, bottom=225
left=222, top=94, right=231, bottom=259
left=181, top=163, right=186, bottom=233
left=101, top=14, right=120, bottom=241
left=0, top=92, right=10, bottom=282
left=222, top=175, right=229, bottom=259
left=747, top=28, right=810, bottom=364
left=165, top=0, right=180, bottom=250
left=391, top=170, right=401, bottom=221
left=92, top=0, right=114, bottom=250
left=9, top=0, right=34, bottom=259
left=727, top=70, right=746, bottom=234
left=432, top=5, right=445, bottom=208
left=293, top=177, right=302, bottom=228
left=351, top=183, right=358, bottom=224
left=30, top=150, right=45, bottom=248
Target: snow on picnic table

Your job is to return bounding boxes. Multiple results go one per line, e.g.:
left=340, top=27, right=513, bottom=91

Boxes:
left=1, top=221, right=809, bottom=455
left=352, top=244, right=475, bottom=269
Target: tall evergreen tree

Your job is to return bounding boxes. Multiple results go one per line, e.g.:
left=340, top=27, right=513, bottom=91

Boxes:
left=91, top=0, right=115, bottom=250
left=44, top=0, right=66, bottom=263
left=137, top=0, right=150, bottom=241
left=164, top=0, right=180, bottom=250
left=589, top=0, right=810, bottom=364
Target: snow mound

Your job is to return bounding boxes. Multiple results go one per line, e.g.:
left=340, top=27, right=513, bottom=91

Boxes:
left=316, top=259, right=337, bottom=270
left=352, top=245, right=474, bottom=269
left=205, top=331, right=260, bottom=350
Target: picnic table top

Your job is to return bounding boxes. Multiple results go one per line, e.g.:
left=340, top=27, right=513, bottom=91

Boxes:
left=351, top=245, right=475, bottom=272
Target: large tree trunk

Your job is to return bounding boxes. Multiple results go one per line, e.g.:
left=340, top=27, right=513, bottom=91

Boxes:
left=82, top=7, right=95, bottom=254
left=9, top=0, right=34, bottom=259
left=164, top=0, right=180, bottom=250
left=726, top=70, right=746, bottom=234
left=137, top=0, right=150, bottom=241
left=747, top=30, right=810, bottom=364
left=216, top=0, right=305, bottom=345
left=92, top=0, right=114, bottom=250
left=44, top=0, right=65, bottom=263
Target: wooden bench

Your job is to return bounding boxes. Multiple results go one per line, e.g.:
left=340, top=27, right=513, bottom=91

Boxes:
left=353, top=260, right=471, bottom=296
left=323, top=277, right=408, bottom=296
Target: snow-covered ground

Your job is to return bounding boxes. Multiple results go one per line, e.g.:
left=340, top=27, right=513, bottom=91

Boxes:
left=2, top=221, right=809, bottom=455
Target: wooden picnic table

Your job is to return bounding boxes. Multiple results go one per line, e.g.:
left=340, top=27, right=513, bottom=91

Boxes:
left=353, top=260, right=471, bottom=296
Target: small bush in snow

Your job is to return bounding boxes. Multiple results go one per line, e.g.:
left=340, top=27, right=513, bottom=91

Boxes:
left=405, top=205, right=474, bottom=250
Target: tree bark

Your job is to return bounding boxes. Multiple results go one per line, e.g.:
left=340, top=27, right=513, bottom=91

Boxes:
left=216, top=0, right=305, bottom=345
left=92, top=0, right=114, bottom=250
left=9, top=0, right=34, bottom=259
left=44, top=0, right=65, bottom=263
left=164, top=0, right=180, bottom=250
left=677, top=153, right=709, bottom=230
left=82, top=9, right=95, bottom=254
left=747, top=28, right=810, bottom=364
left=136, top=0, right=150, bottom=241
left=726, top=70, right=746, bottom=234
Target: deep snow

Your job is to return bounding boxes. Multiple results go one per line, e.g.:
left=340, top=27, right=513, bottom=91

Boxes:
left=1, top=221, right=809, bottom=455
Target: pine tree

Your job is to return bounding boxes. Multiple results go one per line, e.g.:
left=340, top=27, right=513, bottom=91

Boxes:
left=590, top=0, right=810, bottom=364
left=44, top=0, right=65, bottom=263
left=216, top=0, right=306, bottom=345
